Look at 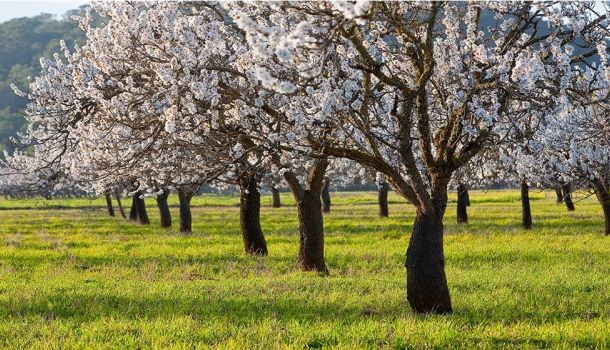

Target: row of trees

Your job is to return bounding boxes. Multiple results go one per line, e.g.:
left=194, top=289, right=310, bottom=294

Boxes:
left=3, top=2, right=610, bottom=314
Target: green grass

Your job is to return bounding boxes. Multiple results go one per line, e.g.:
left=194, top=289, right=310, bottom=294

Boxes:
left=0, top=190, right=608, bottom=349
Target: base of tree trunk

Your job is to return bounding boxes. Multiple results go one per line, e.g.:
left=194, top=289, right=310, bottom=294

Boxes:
left=378, top=181, right=389, bottom=217
left=156, top=189, right=172, bottom=228
left=271, top=187, right=281, bottom=208
left=555, top=186, right=563, bottom=204
left=297, top=191, right=327, bottom=273
left=134, top=191, right=150, bottom=225
left=178, top=190, right=193, bottom=234
left=456, top=184, right=468, bottom=224
left=592, top=179, right=610, bottom=236
left=561, top=184, right=575, bottom=211
left=240, top=176, right=268, bottom=256
left=406, top=212, right=452, bottom=314
left=129, top=196, right=138, bottom=222
left=521, top=181, right=532, bottom=230
left=114, top=189, right=126, bottom=218
left=105, top=192, right=115, bottom=217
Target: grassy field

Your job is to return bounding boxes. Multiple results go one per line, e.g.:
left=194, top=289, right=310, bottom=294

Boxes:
left=0, top=190, right=608, bottom=349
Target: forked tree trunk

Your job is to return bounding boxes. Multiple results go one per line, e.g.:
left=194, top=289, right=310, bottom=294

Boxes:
left=321, top=178, right=331, bottom=213
left=129, top=196, right=138, bottom=222
left=406, top=211, right=452, bottom=314
left=297, top=190, right=326, bottom=273
left=592, top=179, right=610, bottom=236
left=378, top=181, right=389, bottom=217
left=156, top=189, right=172, bottom=228
left=561, top=184, right=575, bottom=211
left=105, top=192, right=115, bottom=217
left=178, top=189, right=193, bottom=234
left=134, top=191, right=150, bottom=225
left=114, top=189, right=126, bottom=218
left=456, top=183, right=468, bottom=224
left=271, top=187, right=281, bottom=208
left=555, top=186, right=563, bottom=203
left=521, top=180, right=532, bottom=230
left=239, top=175, right=268, bottom=255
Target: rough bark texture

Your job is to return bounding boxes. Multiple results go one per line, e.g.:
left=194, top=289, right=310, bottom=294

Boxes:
left=378, top=181, right=389, bottom=217
left=114, top=190, right=126, bottom=218
left=105, top=192, right=115, bottom=217
left=321, top=178, right=331, bottom=213
left=555, top=186, right=563, bottom=203
left=561, top=184, right=576, bottom=211
left=592, top=179, right=610, bottom=236
left=297, top=191, right=326, bottom=272
left=271, top=187, right=281, bottom=208
left=178, top=189, right=193, bottom=234
left=456, top=183, right=468, bottom=224
left=134, top=191, right=150, bottom=225
left=406, top=211, right=452, bottom=314
left=129, top=196, right=138, bottom=222
left=465, top=188, right=470, bottom=207
left=521, top=181, right=532, bottom=230
left=156, top=189, right=172, bottom=228
left=239, top=175, right=268, bottom=256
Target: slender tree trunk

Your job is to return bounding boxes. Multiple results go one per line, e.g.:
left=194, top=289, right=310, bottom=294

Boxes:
left=561, top=184, right=576, bottom=211
left=271, top=187, right=281, bottom=208
left=321, top=178, right=331, bottom=213
left=465, top=188, right=470, bottom=206
left=592, top=179, right=610, bottom=236
left=156, top=189, right=172, bottom=228
left=521, top=180, right=532, bottom=230
left=104, top=192, right=115, bottom=217
left=178, top=189, right=193, bottom=234
left=296, top=190, right=326, bottom=273
left=456, top=183, right=468, bottom=224
left=129, top=196, right=138, bottom=222
left=134, top=191, right=150, bottom=225
left=239, top=175, right=268, bottom=255
left=555, top=186, right=563, bottom=204
left=378, top=181, right=389, bottom=217
left=406, top=211, right=452, bottom=314
left=114, top=189, right=126, bottom=218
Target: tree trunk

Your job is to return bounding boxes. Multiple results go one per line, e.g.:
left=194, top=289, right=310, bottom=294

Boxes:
left=114, top=189, right=126, bottom=218
left=104, top=192, right=115, bottom=217
left=129, top=196, right=138, bottom=222
left=378, top=181, right=389, bottom=217
left=465, top=188, right=470, bottom=206
left=456, top=183, right=468, bottom=224
left=521, top=180, right=532, bottom=230
left=406, top=211, right=452, bottom=314
left=134, top=191, right=150, bottom=225
left=555, top=186, right=563, bottom=204
left=321, top=178, right=331, bottom=213
left=239, top=175, right=268, bottom=256
left=178, top=189, right=193, bottom=234
left=271, top=187, right=281, bottom=208
left=592, top=179, right=610, bottom=236
left=296, top=190, right=327, bottom=273
left=561, top=184, right=575, bottom=211
left=156, top=189, right=172, bottom=228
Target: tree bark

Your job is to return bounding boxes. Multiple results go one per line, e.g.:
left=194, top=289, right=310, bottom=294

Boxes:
left=114, top=189, right=126, bottom=218
left=178, top=189, right=193, bottom=234
left=561, top=184, right=576, bottom=211
left=592, top=179, right=610, bottom=236
left=378, top=181, right=389, bottom=217
left=104, top=192, right=115, bottom=217
left=156, top=189, right=172, bottom=228
left=555, top=186, right=563, bottom=204
left=134, top=191, right=150, bottom=225
left=271, top=187, right=281, bottom=208
left=521, top=180, right=532, bottom=230
left=456, top=183, right=468, bottom=224
left=239, top=175, right=268, bottom=255
left=296, top=190, right=326, bottom=272
left=406, top=211, right=452, bottom=314
left=465, top=187, right=471, bottom=206
left=129, top=196, right=138, bottom=222
left=321, top=178, right=331, bottom=213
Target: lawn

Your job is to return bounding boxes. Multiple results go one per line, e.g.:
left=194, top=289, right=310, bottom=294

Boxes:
left=0, top=190, right=608, bottom=349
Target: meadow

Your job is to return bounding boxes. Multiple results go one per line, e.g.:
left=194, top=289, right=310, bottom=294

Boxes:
left=0, top=190, right=608, bottom=349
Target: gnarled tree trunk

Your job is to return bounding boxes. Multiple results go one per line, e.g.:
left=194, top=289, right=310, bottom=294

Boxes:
left=406, top=211, right=452, bottom=314
left=239, top=175, right=268, bottom=255
left=105, top=192, right=115, bottom=217
left=521, top=180, right=532, bottom=230
left=321, top=178, right=331, bottom=213
left=378, top=181, right=389, bottom=217
left=456, top=183, right=468, bottom=224
left=134, top=191, right=150, bottom=225
left=156, top=189, right=171, bottom=228
left=178, top=189, right=193, bottom=234
left=271, top=187, right=281, bottom=208
left=561, top=184, right=575, bottom=211
left=555, top=186, right=563, bottom=204
left=114, top=189, right=126, bottom=218
left=592, top=178, right=610, bottom=236
left=129, top=196, right=138, bottom=222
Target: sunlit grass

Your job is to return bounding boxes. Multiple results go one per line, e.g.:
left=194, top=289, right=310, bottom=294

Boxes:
left=0, top=190, right=608, bottom=349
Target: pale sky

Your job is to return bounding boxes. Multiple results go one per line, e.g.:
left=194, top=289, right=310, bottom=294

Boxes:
left=0, top=1, right=90, bottom=23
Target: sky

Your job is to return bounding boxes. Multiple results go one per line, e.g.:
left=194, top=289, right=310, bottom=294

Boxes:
left=0, top=1, right=89, bottom=23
